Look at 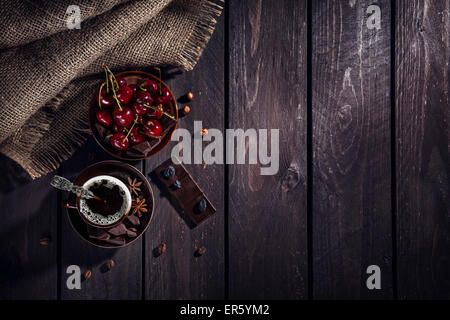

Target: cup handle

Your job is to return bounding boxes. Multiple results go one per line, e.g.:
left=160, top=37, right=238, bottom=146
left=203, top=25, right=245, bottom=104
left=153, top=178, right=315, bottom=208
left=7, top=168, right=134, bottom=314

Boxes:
left=62, top=201, right=77, bottom=209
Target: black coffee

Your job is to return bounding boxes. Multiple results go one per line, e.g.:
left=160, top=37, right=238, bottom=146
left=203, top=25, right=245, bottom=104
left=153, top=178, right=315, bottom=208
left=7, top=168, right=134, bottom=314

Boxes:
left=79, top=176, right=131, bottom=226
left=85, top=183, right=124, bottom=217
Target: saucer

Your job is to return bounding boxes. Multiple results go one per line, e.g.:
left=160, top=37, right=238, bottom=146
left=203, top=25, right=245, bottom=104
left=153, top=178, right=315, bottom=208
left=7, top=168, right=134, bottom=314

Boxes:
left=65, top=160, right=154, bottom=248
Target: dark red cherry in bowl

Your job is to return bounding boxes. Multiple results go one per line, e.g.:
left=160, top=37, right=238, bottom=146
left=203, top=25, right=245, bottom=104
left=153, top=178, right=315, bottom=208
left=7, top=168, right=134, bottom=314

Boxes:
left=96, top=110, right=112, bottom=126
left=129, top=127, right=146, bottom=145
left=97, top=89, right=114, bottom=107
left=113, top=106, right=134, bottom=127
left=156, top=87, right=172, bottom=105
left=148, top=104, right=163, bottom=119
left=116, top=86, right=134, bottom=104
left=131, top=102, right=147, bottom=116
left=110, top=132, right=129, bottom=151
left=113, top=123, right=127, bottom=134
left=135, top=90, right=152, bottom=105
left=116, top=77, right=127, bottom=87
left=129, top=84, right=137, bottom=93
left=143, top=119, right=162, bottom=137
left=142, top=79, right=158, bottom=94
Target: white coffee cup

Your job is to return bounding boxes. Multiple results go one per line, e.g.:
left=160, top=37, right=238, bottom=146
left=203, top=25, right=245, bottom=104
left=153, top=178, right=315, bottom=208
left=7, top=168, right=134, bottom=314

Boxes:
left=78, top=175, right=132, bottom=227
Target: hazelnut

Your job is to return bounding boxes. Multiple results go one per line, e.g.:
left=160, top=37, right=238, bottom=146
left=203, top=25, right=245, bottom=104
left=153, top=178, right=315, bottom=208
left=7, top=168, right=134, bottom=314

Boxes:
left=84, top=270, right=92, bottom=279
left=183, top=106, right=191, bottom=114
left=197, top=246, right=207, bottom=256
left=106, top=259, right=115, bottom=270
left=187, top=92, right=194, bottom=101
left=157, top=243, right=167, bottom=255
left=40, top=236, right=51, bottom=246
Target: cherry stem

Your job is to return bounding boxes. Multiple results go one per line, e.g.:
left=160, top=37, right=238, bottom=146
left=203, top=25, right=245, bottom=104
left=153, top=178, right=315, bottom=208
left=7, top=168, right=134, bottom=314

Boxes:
left=98, top=82, right=105, bottom=109
left=102, top=66, right=123, bottom=111
left=104, top=68, right=109, bottom=93
left=143, top=103, right=176, bottom=120
left=105, top=66, right=119, bottom=89
left=154, top=67, right=162, bottom=95
left=123, top=116, right=138, bottom=143
left=138, top=83, right=147, bottom=92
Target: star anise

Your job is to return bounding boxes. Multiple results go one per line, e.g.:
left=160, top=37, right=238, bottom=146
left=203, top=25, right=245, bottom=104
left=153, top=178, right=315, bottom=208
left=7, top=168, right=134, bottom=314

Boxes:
left=131, top=198, right=148, bottom=217
left=127, top=177, right=142, bottom=196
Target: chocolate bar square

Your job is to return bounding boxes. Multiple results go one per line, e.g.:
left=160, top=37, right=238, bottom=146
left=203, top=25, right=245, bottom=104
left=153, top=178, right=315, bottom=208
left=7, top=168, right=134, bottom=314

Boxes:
left=155, top=159, right=216, bottom=225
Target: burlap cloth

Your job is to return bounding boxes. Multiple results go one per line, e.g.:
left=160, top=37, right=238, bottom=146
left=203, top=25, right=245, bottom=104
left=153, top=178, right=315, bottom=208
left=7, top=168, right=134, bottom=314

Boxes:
left=0, top=0, right=222, bottom=179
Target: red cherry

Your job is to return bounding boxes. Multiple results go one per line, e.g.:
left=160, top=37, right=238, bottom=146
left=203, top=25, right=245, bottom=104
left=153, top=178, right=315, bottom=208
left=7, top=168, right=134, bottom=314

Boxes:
left=135, top=90, right=152, bottom=105
left=97, top=89, right=114, bottom=107
left=148, top=104, right=163, bottom=119
left=131, top=102, right=147, bottom=116
left=142, top=79, right=158, bottom=94
left=129, top=127, right=146, bottom=145
left=156, top=87, right=172, bottom=105
left=113, top=123, right=127, bottom=134
left=143, top=118, right=162, bottom=137
left=116, top=86, right=133, bottom=104
left=129, top=84, right=137, bottom=93
left=116, top=77, right=127, bottom=87
left=96, top=110, right=112, bottom=126
left=113, top=106, right=134, bottom=127
left=110, top=132, right=129, bottom=150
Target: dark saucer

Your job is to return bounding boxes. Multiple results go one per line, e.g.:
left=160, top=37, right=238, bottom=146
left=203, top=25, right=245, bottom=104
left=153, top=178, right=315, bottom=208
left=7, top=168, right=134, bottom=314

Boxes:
left=65, top=160, right=154, bottom=248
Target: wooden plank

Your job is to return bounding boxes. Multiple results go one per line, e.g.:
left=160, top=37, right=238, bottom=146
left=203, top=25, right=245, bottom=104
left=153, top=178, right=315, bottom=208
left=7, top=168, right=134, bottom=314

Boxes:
left=311, top=0, right=393, bottom=299
left=60, top=137, right=143, bottom=299
left=0, top=173, right=57, bottom=299
left=396, top=0, right=450, bottom=299
left=228, top=0, right=308, bottom=299
left=144, top=14, right=225, bottom=299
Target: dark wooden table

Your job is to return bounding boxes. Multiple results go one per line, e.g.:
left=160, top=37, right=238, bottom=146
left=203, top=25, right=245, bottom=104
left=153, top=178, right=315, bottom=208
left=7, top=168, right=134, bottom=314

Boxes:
left=0, top=0, right=448, bottom=300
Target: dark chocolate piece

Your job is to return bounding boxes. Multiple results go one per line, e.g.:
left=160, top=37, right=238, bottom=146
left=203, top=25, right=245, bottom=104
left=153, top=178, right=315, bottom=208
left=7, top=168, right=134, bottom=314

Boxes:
left=107, top=223, right=128, bottom=236
left=126, top=141, right=152, bottom=157
left=126, top=215, right=140, bottom=226
left=86, top=225, right=110, bottom=240
left=126, top=229, right=137, bottom=237
left=104, top=237, right=126, bottom=246
left=94, top=122, right=109, bottom=138
left=125, top=138, right=163, bottom=157
left=104, top=134, right=113, bottom=144
left=155, top=159, right=216, bottom=225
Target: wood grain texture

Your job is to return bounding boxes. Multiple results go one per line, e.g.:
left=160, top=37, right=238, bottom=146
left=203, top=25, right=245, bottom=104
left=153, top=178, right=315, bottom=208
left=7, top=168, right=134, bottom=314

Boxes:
left=60, top=138, right=143, bottom=299
left=144, top=15, right=224, bottom=299
left=311, top=0, right=393, bottom=299
left=396, top=0, right=450, bottom=299
left=228, top=0, right=308, bottom=299
left=0, top=175, right=57, bottom=299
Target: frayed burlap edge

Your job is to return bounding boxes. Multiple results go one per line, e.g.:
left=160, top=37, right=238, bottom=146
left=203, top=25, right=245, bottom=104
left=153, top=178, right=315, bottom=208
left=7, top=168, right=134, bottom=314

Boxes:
left=0, top=83, right=89, bottom=179
left=179, top=0, right=224, bottom=71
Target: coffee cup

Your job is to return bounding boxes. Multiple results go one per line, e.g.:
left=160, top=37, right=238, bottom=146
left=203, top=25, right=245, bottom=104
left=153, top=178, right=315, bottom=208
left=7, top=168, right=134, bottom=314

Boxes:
left=64, top=175, right=132, bottom=228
